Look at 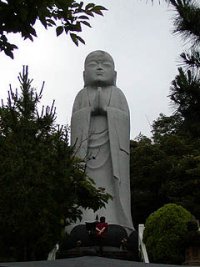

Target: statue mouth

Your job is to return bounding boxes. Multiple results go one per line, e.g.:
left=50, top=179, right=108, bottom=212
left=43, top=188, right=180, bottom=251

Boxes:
left=96, top=72, right=104, bottom=75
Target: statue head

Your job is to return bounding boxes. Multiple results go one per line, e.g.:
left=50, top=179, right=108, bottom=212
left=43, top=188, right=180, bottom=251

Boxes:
left=83, top=50, right=117, bottom=87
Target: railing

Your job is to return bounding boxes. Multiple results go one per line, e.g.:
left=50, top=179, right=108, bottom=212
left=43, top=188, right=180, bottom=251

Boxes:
left=138, top=224, right=149, bottom=263
left=47, top=243, right=59, bottom=260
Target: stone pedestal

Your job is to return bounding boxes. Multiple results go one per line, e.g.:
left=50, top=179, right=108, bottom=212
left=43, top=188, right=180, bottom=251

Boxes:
left=58, top=224, right=139, bottom=261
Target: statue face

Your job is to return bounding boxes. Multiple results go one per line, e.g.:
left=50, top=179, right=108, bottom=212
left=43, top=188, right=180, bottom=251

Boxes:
left=84, top=51, right=116, bottom=87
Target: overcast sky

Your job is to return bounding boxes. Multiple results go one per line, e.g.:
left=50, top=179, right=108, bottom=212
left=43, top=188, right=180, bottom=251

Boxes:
left=0, top=0, right=184, bottom=139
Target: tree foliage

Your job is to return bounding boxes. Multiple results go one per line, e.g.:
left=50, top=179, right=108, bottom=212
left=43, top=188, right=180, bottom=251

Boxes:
left=152, top=113, right=183, bottom=142
left=130, top=112, right=200, bottom=228
left=0, top=0, right=107, bottom=58
left=170, top=67, right=200, bottom=136
left=0, top=66, right=110, bottom=261
left=130, top=136, right=168, bottom=227
left=143, top=203, right=193, bottom=264
left=167, top=0, right=200, bottom=137
left=171, top=0, right=200, bottom=46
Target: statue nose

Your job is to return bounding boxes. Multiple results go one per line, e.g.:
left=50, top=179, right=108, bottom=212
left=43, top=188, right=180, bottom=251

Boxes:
left=97, top=63, right=103, bottom=69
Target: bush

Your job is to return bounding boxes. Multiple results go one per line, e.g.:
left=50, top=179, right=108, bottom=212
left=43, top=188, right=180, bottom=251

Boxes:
left=143, top=203, right=193, bottom=264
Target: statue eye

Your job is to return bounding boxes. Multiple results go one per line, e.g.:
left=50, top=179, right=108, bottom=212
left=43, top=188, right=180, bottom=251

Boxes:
left=102, top=62, right=112, bottom=67
left=87, top=61, right=97, bottom=67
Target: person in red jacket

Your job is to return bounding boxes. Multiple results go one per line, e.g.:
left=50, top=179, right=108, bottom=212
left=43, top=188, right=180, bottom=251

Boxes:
left=96, top=216, right=108, bottom=237
left=95, top=216, right=108, bottom=254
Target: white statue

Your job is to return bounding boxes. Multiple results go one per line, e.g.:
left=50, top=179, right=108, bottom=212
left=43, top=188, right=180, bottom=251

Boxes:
left=71, top=50, right=134, bottom=232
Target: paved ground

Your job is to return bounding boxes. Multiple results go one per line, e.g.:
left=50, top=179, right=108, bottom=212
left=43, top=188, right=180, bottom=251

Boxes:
left=0, top=256, right=189, bottom=267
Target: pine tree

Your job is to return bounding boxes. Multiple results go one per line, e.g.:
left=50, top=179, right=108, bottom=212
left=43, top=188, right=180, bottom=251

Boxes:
left=0, top=66, right=109, bottom=261
left=166, top=0, right=200, bottom=137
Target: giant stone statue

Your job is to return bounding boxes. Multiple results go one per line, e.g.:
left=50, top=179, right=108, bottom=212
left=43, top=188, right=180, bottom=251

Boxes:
left=71, top=50, right=134, bottom=232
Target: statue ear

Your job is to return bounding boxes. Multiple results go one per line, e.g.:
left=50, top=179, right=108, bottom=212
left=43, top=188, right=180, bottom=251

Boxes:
left=113, top=71, right=117, bottom=86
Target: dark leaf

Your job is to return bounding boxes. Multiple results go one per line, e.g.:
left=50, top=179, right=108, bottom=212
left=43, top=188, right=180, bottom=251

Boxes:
left=92, top=9, right=103, bottom=16
left=46, top=19, right=56, bottom=26
left=86, top=3, right=95, bottom=10
left=4, top=49, right=14, bottom=59
left=70, top=33, right=78, bottom=46
left=29, top=26, right=37, bottom=37
left=85, top=10, right=94, bottom=17
left=78, top=15, right=89, bottom=20
left=56, top=26, right=64, bottom=36
left=40, top=17, right=48, bottom=29
left=93, top=5, right=107, bottom=11
left=81, top=21, right=91, bottom=28
left=76, top=35, right=85, bottom=44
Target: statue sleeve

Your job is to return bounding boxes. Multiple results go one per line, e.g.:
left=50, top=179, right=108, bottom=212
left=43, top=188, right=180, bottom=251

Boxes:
left=71, top=89, right=91, bottom=160
left=107, top=87, right=130, bottom=180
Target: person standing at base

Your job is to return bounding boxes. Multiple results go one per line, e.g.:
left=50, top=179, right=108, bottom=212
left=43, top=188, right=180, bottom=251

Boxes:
left=96, top=216, right=108, bottom=238
left=71, top=50, right=134, bottom=233
left=95, top=216, right=108, bottom=254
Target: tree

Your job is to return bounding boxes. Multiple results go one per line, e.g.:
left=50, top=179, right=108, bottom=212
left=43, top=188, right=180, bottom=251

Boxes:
left=156, top=0, right=200, bottom=217
left=0, top=66, right=110, bottom=261
left=0, top=0, right=107, bottom=58
left=148, top=0, right=200, bottom=129
left=170, top=0, right=200, bottom=46
left=169, top=67, right=200, bottom=137
left=159, top=0, right=200, bottom=136
left=151, top=113, right=183, bottom=143
left=143, top=203, right=193, bottom=264
left=130, top=136, right=168, bottom=227
left=130, top=113, right=200, bottom=228
left=142, top=1, right=200, bottom=136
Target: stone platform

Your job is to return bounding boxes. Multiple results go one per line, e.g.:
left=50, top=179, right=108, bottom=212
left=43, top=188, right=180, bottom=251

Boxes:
left=58, top=245, right=138, bottom=261
left=0, top=256, right=191, bottom=267
left=58, top=224, right=138, bottom=261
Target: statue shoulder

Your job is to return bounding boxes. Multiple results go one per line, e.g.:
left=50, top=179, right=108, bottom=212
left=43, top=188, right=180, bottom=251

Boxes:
left=74, top=88, right=86, bottom=100
left=112, top=86, right=127, bottom=99
left=72, top=88, right=87, bottom=113
left=110, top=86, right=129, bottom=113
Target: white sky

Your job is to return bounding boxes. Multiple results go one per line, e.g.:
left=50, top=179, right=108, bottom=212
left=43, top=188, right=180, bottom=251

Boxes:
left=0, top=0, right=184, bottom=139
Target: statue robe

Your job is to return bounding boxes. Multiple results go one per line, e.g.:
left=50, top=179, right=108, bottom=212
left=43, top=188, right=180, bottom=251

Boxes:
left=71, top=85, right=133, bottom=231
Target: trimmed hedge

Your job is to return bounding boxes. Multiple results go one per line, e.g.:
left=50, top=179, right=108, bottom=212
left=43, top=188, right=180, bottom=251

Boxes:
left=143, top=203, right=193, bottom=264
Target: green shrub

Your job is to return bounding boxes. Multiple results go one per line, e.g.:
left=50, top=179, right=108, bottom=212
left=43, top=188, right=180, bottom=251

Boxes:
left=143, top=203, right=193, bottom=264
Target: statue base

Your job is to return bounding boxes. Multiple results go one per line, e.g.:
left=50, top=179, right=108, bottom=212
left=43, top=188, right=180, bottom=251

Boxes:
left=57, top=224, right=139, bottom=261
